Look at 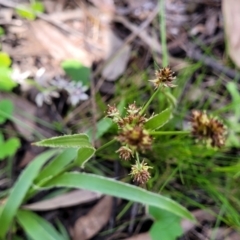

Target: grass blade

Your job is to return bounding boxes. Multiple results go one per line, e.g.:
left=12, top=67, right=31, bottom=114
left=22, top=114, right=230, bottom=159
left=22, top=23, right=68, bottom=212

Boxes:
left=44, top=172, right=195, bottom=221
left=16, top=210, right=65, bottom=240
left=0, top=149, right=58, bottom=238
left=32, top=134, right=91, bottom=148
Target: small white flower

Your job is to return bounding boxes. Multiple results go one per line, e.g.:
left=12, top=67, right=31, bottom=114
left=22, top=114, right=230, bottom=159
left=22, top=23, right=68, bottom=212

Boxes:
left=65, top=81, right=89, bottom=106
left=35, top=90, right=60, bottom=107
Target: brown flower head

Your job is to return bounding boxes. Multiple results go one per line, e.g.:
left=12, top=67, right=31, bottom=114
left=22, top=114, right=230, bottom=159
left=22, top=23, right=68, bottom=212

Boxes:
left=116, top=125, right=153, bottom=152
left=191, top=110, right=226, bottom=148
left=130, top=160, right=152, bottom=184
left=116, top=146, right=133, bottom=160
left=149, top=66, right=176, bottom=89
left=106, top=104, right=121, bottom=123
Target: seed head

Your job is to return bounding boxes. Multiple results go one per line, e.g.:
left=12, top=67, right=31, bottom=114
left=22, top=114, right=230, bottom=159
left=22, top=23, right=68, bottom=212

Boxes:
left=149, top=67, right=176, bottom=89
left=190, top=110, right=226, bottom=148
left=117, top=125, right=153, bottom=152
left=106, top=104, right=121, bottom=123
left=130, top=161, right=152, bottom=184
left=116, top=146, right=133, bottom=160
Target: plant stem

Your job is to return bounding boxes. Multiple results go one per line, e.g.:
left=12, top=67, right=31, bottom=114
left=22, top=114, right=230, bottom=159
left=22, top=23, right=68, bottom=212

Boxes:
left=150, top=131, right=190, bottom=136
left=159, top=0, right=168, bottom=67
left=135, top=152, right=140, bottom=167
left=95, top=138, right=117, bottom=154
left=140, top=88, right=160, bottom=115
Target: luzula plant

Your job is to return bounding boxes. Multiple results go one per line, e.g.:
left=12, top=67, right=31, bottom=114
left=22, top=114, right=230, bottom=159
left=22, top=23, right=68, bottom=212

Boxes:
left=105, top=67, right=227, bottom=185
left=0, top=66, right=227, bottom=239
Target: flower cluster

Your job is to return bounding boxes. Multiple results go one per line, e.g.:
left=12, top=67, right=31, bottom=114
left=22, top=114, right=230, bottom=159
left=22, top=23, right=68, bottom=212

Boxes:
left=106, top=102, right=153, bottom=184
left=190, top=110, right=226, bottom=148
left=149, top=66, right=176, bottom=89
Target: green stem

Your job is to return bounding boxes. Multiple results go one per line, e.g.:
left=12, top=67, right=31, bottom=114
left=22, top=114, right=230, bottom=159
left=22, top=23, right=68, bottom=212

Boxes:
left=140, top=88, right=160, bottom=115
left=150, top=131, right=190, bottom=136
left=159, top=0, right=168, bottom=67
left=135, top=152, right=140, bottom=167
left=25, top=162, right=77, bottom=201
left=95, top=138, right=117, bottom=154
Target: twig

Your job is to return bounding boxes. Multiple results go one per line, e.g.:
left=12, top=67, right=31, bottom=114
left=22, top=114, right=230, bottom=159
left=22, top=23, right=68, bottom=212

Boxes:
left=185, top=44, right=240, bottom=80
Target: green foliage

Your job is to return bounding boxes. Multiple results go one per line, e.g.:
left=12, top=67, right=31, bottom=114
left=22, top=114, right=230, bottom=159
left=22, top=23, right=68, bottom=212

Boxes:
left=17, top=210, right=65, bottom=240
left=0, top=52, right=11, bottom=67
left=0, top=134, right=20, bottom=160
left=0, top=100, right=21, bottom=160
left=0, top=52, right=17, bottom=92
left=16, top=1, right=45, bottom=20
left=44, top=172, right=194, bottom=221
left=0, top=150, right=58, bottom=239
left=226, top=82, right=240, bottom=147
left=33, top=134, right=92, bottom=148
left=145, top=108, right=172, bottom=130
left=149, top=206, right=183, bottom=240
left=0, top=27, right=5, bottom=36
left=61, top=60, right=91, bottom=86
left=0, top=99, right=14, bottom=124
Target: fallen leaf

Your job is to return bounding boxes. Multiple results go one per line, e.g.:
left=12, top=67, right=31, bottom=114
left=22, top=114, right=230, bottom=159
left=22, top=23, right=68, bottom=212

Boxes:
left=73, top=196, right=113, bottom=240
left=102, top=30, right=131, bottom=81
left=222, top=0, right=240, bottom=68
left=181, top=209, right=216, bottom=233
left=29, top=20, right=92, bottom=66
left=124, top=233, right=151, bottom=240
left=0, top=93, right=53, bottom=140
left=23, top=190, right=102, bottom=211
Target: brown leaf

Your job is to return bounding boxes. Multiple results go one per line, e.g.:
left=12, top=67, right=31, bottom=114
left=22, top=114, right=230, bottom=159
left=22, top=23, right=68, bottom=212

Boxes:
left=222, top=0, right=240, bottom=67
left=0, top=93, right=52, bottom=140
left=73, top=196, right=113, bottom=240
left=181, top=209, right=216, bottom=233
left=124, top=233, right=151, bottom=240
left=23, top=190, right=102, bottom=211
left=29, top=20, right=92, bottom=66
left=102, top=30, right=131, bottom=81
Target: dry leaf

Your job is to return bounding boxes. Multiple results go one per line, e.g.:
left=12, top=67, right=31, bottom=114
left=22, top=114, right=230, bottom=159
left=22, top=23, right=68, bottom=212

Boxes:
left=0, top=93, right=51, bottom=140
left=124, top=233, right=151, bottom=240
left=73, top=196, right=113, bottom=240
left=102, top=31, right=131, bottom=81
left=222, top=0, right=240, bottom=68
left=29, top=20, right=92, bottom=66
left=181, top=209, right=216, bottom=233
left=23, top=190, right=102, bottom=211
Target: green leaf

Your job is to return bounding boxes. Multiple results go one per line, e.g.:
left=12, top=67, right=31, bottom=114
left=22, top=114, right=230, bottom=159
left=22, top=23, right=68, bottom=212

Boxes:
left=44, top=172, right=195, bottom=221
left=61, top=60, right=90, bottom=86
left=0, top=137, right=21, bottom=160
left=31, top=1, right=45, bottom=13
left=0, top=67, right=17, bottom=91
left=0, top=52, right=11, bottom=67
left=32, top=134, right=92, bottom=148
left=145, top=108, right=172, bottom=130
left=17, top=210, right=65, bottom=240
left=0, top=27, right=5, bottom=36
left=16, top=6, right=36, bottom=20
left=0, top=149, right=58, bottom=239
left=0, top=99, right=14, bottom=124
left=76, top=146, right=95, bottom=167
left=35, top=149, right=78, bottom=183
left=149, top=206, right=183, bottom=240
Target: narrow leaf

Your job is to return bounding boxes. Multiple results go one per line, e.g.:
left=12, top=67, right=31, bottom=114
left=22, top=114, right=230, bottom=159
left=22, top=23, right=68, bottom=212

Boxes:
left=32, top=134, right=91, bottom=148
left=44, top=172, right=195, bottom=221
left=145, top=108, right=172, bottom=130
left=0, top=149, right=58, bottom=238
left=35, top=149, right=77, bottom=183
left=0, top=99, right=14, bottom=124
left=76, top=146, right=95, bottom=167
left=17, top=210, right=65, bottom=240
